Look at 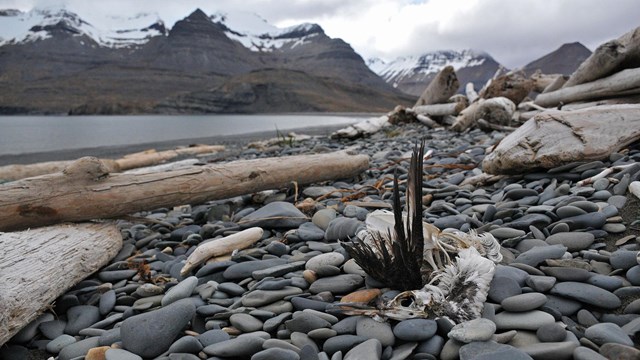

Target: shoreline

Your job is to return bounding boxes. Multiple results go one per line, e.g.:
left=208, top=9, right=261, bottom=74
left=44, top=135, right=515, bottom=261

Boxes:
left=0, top=124, right=348, bottom=166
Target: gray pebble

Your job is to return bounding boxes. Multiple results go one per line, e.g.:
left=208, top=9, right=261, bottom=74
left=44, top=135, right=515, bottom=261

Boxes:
left=501, top=292, right=547, bottom=312
left=203, top=336, right=266, bottom=358
left=65, top=305, right=100, bottom=336
left=57, top=336, right=100, bottom=360
left=514, top=244, right=567, bottom=267
left=536, top=322, right=566, bottom=342
left=298, top=222, right=326, bottom=242
left=306, top=252, right=346, bottom=272
left=447, top=318, right=496, bottom=343
left=240, top=201, right=309, bottom=229
left=324, top=217, right=363, bottom=241
left=323, top=335, right=367, bottom=356
left=161, top=276, right=198, bottom=306
left=252, top=347, right=301, bottom=360
left=488, top=276, right=522, bottom=303
left=309, top=274, right=364, bottom=294
left=610, top=250, right=639, bottom=270
left=493, top=310, right=555, bottom=331
left=550, top=282, right=621, bottom=309
left=356, top=317, right=395, bottom=347
left=230, top=313, right=264, bottom=333
left=46, top=334, right=76, bottom=354
left=343, top=339, right=382, bottom=360
left=545, top=232, right=594, bottom=252
left=312, top=209, right=337, bottom=230
left=105, top=348, right=143, bottom=360
left=584, top=322, right=634, bottom=346
left=285, top=312, right=331, bottom=333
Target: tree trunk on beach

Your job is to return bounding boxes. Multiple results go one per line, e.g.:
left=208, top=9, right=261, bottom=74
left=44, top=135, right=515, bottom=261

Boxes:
left=0, top=223, right=122, bottom=345
left=414, top=65, right=460, bottom=107
left=0, top=151, right=369, bottom=232
left=0, top=145, right=225, bottom=182
left=534, top=68, right=640, bottom=108
left=482, top=104, right=640, bottom=174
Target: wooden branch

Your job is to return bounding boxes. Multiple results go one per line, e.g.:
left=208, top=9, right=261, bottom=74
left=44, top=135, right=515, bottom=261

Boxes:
left=0, top=223, right=122, bottom=345
left=450, top=97, right=516, bottom=132
left=530, top=72, right=563, bottom=93
left=0, top=151, right=369, bottom=232
left=0, top=145, right=225, bottom=182
left=542, top=75, right=568, bottom=93
left=534, top=68, right=640, bottom=108
left=558, top=94, right=640, bottom=111
left=415, top=65, right=460, bottom=107
left=181, top=227, right=263, bottom=276
left=412, top=102, right=466, bottom=117
left=480, top=72, right=534, bottom=105
left=564, top=26, right=640, bottom=87
left=482, top=105, right=640, bottom=174
left=466, top=82, right=479, bottom=103
left=416, top=114, right=440, bottom=128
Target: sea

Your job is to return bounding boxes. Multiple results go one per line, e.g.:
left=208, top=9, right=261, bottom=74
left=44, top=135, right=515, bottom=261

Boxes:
left=0, top=114, right=362, bottom=156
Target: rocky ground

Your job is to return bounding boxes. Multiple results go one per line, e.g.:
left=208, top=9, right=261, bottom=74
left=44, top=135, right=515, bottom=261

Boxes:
left=3, top=123, right=640, bottom=360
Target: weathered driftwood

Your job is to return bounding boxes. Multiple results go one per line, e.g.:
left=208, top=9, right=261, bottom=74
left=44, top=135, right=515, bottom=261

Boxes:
left=530, top=72, right=563, bottom=93
left=181, top=227, right=264, bottom=276
left=412, top=102, right=466, bottom=117
left=466, top=82, right=479, bottom=103
left=534, top=67, right=640, bottom=108
left=558, top=94, right=640, bottom=111
left=0, top=145, right=225, bottom=182
left=450, top=97, right=516, bottom=132
left=482, top=105, right=640, bottom=174
left=414, top=65, right=460, bottom=107
left=480, top=72, right=534, bottom=105
left=0, top=222, right=122, bottom=345
left=542, top=75, right=568, bottom=93
left=0, top=151, right=369, bottom=232
left=564, top=26, right=640, bottom=88
left=415, top=114, right=440, bottom=128
left=331, top=116, right=390, bottom=139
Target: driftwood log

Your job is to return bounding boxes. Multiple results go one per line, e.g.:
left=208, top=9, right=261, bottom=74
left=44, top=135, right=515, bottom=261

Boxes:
left=414, top=65, right=460, bottom=107
left=534, top=67, right=640, bottom=108
left=543, top=75, right=569, bottom=93
left=482, top=105, right=640, bottom=174
left=450, top=97, right=516, bottom=132
left=466, top=82, right=479, bottom=103
left=480, top=72, right=534, bottom=105
left=0, top=151, right=369, bottom=232
left=0, top=223, right=122, bottom=345
left=0, top=145, right=225, bottom=182
left=563, top=26, right=640, bottom=88
left=412, top=102, right=466, bottom=117
left=530, top=72, right=563, bottom=93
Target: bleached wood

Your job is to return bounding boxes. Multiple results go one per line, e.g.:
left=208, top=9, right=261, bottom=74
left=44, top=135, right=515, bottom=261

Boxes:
left=0, top=223, right=122, bottom=345
left=0, top=145, right=224, bottom=182
left=534, top=68, right=640, bottom=108
left=465, top=82, right=479, bottom=103
left=558, top=95, right=640, bottom=111
left=450, top=97, right=516, bottom=132
left=542, top=75, right=568, bottom=93
left=415, top=66, right=460, bottom=107
left=564, top=26, right=640, bottom=87
left=181, top=227, right=264, bottom=276
left=530, top=73, right=563, bottom=93
left=412, top=102, right=466, bottom=117
left=482, top=105, right=640, bottom=174
left=0, top=151, right=369, bottom=232
left=480, top=72, right=534, bottom=105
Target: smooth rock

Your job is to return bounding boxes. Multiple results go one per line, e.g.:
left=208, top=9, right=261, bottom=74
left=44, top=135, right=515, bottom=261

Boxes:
left=545, top=232, right=594, bottom=252
left=525, top=276, right=556, bottom=293
left=306, top=252, right=346, bottom=272
left=99, top=290, right=116, bottom=316
left=324, top=217, right=363, bottom=241
left=203, top=336, right=266, bottom=358
left=599, top=343, right=640, bottom=359
left=58, top=337, right=100, bottom=360
left=105, top=348, right=142, bottom=360
left=309, top=274, right=364, bottom=294
left=494, top=310, right=555, bottom=331
left=39, top=319, right=67, bottom=340
left=323, top=335, right=367, bottom=356
left=459, top=341, right=533, bottom=360
left=252, top=348, right=300, bottom=360
left=121, top=298, right=196, bottom=358
left=501, top=293, right=547, bottom=312
left=584, top=322, right=634, bottom=346
left=65, top=305, right=100, bottom=336
left=573, top=346, right=607, bottom=360
left=197, top=329, right=230, bottom=347
left=285, top=312, right=331, bottom=333
left=343, top=339, right=382, bottom=360
left=240, top=201, right=308, bottom=229
left=230, top=313, right=264, bottom=333
left=610, top=250, right=639, bottom=270
left=536, top=323, right=566, bottom=342
left=312, top=209, right=337, bottom=230
left=514, top=245, right=567, bottom=267
left=46, top=334, right=76, bottom=354
left=224, top=258, right=288, bottom=280
left=297, top=222, right=326, bottom=242
left=393, top=318, right=438, bottom=341
left=243, top=287, right=303, bottom=307
left=560, top=212, right=607, bottom=230
left=488, top=276, right=522, bottom=303
left=550, top=282, right=621, bottom=309
left=356, top=317, right=395, bottom=347
left=519, top=341, right=578, bottom=359
left=162, top=276, right=198, bottom=306
left=448, top=318, right=496, bottom=343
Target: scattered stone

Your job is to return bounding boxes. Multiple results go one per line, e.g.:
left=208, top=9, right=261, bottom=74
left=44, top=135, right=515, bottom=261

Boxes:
left=584, top=322, right=634, bottom=346
left=494, top=310, right=555, bottom=331
left=545, top=232, right=594, bottom=252
left=501, top=292, right=547, bottom=312
left=448, top=318, right=496, bottom=343
left=550, top=282, right=621, bottom=309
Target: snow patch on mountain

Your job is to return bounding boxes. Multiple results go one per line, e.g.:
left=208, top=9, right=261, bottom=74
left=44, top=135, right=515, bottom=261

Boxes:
left=0, top=8, right=165, bottom=47
left=369, top=50, right=488, bottom=87
left=211, top=11, right=321, bottom=52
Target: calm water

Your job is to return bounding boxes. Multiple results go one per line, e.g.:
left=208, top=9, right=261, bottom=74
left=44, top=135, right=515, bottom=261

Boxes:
left=0, top=114, right=360, bottom=156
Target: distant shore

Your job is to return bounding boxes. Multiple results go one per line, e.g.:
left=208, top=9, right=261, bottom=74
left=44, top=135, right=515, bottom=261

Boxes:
left=0, top=124, right=349, bottom=166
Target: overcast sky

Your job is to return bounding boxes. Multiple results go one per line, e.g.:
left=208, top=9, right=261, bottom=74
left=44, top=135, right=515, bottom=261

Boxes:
left=1, top=0, right=639, bottom=68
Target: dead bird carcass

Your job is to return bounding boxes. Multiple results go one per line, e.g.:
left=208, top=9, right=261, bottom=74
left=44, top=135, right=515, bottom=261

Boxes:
left=334, top=142, right=502, bottom=323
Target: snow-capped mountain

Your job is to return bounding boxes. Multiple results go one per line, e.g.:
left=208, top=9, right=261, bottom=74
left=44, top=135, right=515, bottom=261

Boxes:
left=0, top=8, right=166, bottom=48
left=0, top=8, right=412, bottom=114
left=368, top=50, right=502, bottom=96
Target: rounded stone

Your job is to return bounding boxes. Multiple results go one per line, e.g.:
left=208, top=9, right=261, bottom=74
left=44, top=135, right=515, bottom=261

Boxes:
left=305, top=252, right=346, bottom=272
left=65, top=305, right=101, bottom=336
left=536, top=322, right=566, bottom=342
left=121, top=298, right=196, bottom=358
left=393, top=319, right=438, bottom=341
left=501, top=292, right=547, bottom=312
left=203, top=336, right=266, bottom=358
left=355, top=317, right=395, bottom=347
left=104, top=348, right=142, bottom=360
left=308, top=274, right=364, bottom=294
left=312, top=209, right=337, bottom=230
left=447, top=318, right=496, bottom=343
left=545, top=232, right=594, bottom=252
left=493, top=310, right=555, bottom=331
left=251, top=347, right=300, bottom=360
left=284, top=312, right=331, bottom=333
left=230, top=313, right=264, bottom=333
left=343, top=338, right=382, bottom=360
left=46, top=334, right=77, bottom=354
left=99, top=290, right=116, bottom=316
left=161, top=276, right=198, bottom=306
left=610, top=250, right=639, bottom=270
left=488, top=276, right=522, bottom=303
left=550, top=282, right=621, bottom=309
left=324, top=217, right=363, bottom=241
left=584, top=322, right=634, bottom=346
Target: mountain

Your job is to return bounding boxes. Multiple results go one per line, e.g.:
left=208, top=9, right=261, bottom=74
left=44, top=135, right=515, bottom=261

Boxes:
left=368, top=50, right=502, bottom=96
left=0, top=8, right=413, bottom=114
left=521, top=42, right=592, bottom=76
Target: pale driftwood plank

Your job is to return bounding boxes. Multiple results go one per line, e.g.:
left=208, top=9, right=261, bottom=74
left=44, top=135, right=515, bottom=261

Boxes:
left=414, top=65, right=459, bottom=107
left=0, top=222, right=122, bottom=345
left=0, top=151, right=369, bottom=232
left=482, top=105, right=640, bottom=174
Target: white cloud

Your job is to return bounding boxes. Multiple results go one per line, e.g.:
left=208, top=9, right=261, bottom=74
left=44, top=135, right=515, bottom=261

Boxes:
left=1, top=0, right=639, bottom=68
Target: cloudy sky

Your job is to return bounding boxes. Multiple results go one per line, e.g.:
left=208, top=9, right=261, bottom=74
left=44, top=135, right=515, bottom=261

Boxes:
left=1, top=0, right=639, bottom=68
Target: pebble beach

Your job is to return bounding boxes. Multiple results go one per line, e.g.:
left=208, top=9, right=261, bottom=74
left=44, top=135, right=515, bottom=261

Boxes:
left=3, top=122, right=640, bottom=360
